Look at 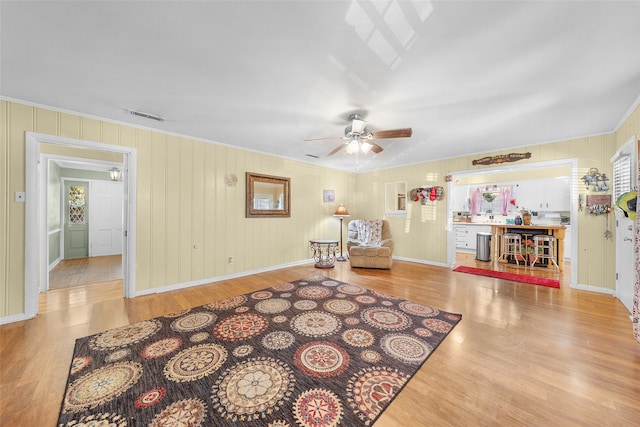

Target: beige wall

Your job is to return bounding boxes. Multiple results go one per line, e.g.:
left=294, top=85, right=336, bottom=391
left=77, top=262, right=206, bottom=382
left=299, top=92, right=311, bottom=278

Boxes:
left=0, top=100, right=355, bottom=317
left=1, top=100, right=638, bottom=318
left=356, top=103, right=640, bottom=290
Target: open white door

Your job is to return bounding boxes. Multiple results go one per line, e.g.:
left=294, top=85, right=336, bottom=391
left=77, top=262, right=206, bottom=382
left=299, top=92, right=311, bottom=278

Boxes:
left=616, top=216, right=634, bottom=313
left=612, top=136, right=636, bottom=314
left=90, top=180, right=124, bottom=257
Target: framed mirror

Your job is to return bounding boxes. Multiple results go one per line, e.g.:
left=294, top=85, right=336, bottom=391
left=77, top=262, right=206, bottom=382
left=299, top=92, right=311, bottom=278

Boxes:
left=246, top=172, right=290, bottom=217
left=385, top=181, right=407, bottom=217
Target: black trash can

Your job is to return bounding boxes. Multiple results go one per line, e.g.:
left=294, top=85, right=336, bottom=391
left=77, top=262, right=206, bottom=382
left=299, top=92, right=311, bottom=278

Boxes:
left=476, top=232, right=491, bottom=261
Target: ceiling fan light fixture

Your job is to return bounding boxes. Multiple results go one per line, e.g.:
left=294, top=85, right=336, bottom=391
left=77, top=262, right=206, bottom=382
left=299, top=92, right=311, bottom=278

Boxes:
left=346, top=139, right=360, bottom=154
left=360, top=141, right=373, bottom=154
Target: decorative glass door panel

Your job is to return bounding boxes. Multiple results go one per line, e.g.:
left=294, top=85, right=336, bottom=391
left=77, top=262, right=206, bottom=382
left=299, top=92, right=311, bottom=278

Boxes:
left=64, top=181, right=89, bottom=259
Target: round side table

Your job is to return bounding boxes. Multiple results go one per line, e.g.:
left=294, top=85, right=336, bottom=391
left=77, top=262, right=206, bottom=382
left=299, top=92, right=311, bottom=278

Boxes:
left=309, top=239, right=339, bottom=268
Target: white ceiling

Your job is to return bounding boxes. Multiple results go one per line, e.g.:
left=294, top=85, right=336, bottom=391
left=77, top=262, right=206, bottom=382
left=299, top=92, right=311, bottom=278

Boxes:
left=2, top=1, right=639, bottom=172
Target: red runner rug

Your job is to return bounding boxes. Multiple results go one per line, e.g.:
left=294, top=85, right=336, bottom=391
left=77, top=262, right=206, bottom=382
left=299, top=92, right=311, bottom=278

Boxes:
left=453, top=266, right=560, bottom=288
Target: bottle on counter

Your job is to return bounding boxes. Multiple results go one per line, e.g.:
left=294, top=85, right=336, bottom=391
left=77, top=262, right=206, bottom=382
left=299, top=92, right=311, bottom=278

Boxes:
left=515, top=215, right=523, bottom=225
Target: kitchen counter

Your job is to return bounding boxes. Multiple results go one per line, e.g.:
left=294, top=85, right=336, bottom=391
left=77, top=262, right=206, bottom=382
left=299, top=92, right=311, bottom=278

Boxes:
left=491, top=225, right=566, bottom=271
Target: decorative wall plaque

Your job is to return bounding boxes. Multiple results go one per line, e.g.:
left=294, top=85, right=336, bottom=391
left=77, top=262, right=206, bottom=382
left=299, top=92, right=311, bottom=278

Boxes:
left=472, top=152, right=531, bottom=166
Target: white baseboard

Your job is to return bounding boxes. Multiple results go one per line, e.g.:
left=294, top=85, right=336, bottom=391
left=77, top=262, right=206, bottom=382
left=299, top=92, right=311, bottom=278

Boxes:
left=393, top=256, right=449, bottom=268
left=571, top=283, right=615, bottom=295
left=133, top=258, right=314, bottom=297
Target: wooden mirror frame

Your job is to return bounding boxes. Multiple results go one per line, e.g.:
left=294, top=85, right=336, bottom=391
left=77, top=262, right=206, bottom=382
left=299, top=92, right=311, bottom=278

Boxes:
left=246, top=172, right=291, bottom=218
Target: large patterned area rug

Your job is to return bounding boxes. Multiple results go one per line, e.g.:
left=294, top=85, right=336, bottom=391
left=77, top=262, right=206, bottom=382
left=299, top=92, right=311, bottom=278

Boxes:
left=57, top=275, right=461, bottom=426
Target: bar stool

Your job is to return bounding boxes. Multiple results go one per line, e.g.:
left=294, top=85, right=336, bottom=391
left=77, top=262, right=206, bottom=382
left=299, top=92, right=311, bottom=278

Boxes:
left=498, top=233, right=522, bottom=265
left=530, top=235, right=559, bottom=270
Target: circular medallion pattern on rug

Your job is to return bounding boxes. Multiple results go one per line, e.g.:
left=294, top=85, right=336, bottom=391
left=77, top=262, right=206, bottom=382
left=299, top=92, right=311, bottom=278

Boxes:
left=213, top=313, right=269, bottom=341
left=337, top=284, right=366, bottom=295
left=290, top=311, right=342, bottom=337
left=323, top=299, right=359, bottom=315
left=398, top=301, right=440, bottom=317
left=63, top=361, right=143, bottom=413
left=272, top=282, right=296, bottom=292
left=149, top=398, right=207, bottom=427
left=294, top=300, right=318, bottom=310
left=204, top=295, right=247, bottom=310
left=346, top=366, right=409, bottom=423
left=211, top=357, right=295, bottom=420
left=380, top=333, right=432, bottom=365
left=141, top=337, right=182, bottom=359
left=90, top=319, right=162, bottom=350
left=293, top=388, right=343, bottom=427
left=296, top=285, right=333, bottom=300
left=163, top=343, right=228, bottom=383
left=262, top=331, right=296, bottom=350
left=423, top=318, right=454, bottom=333
left=341, top=328, right=375, bottom=347
left=251, top=290, right=273, bottom=300
left=170, top=312, right=217, bottom=332
left=190, top=331, right=210, bottom=343
left=135, top=387, right=166, bottom=409
left=105, top=349, right=130, bottom=363
left=361, top=307, right=412, bottom=331
left=294, top=341, right=350, bottom=378
left=354, top=295, right=377, bottom=304
left=255, top=298, right=291, bottom=314
left=70, top=356, right=92, bottom=375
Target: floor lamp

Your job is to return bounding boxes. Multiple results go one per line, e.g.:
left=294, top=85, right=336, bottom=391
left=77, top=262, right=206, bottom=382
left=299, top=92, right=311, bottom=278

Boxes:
left=334, top=205, right=350, bottom=261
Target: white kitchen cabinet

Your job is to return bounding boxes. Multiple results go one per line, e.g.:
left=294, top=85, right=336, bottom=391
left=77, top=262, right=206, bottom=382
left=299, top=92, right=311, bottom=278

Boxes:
left=515, top=177, right=569, bottom=212
left=452, top=185, right=470, bottom=212
left=543, top=177, right=570, bottom=211
left=454, top=225, right=491, bottom=251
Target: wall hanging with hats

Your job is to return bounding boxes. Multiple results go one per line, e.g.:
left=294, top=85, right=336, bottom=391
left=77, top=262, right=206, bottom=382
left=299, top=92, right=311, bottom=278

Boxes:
left=409, top=186, right=445, bottom=204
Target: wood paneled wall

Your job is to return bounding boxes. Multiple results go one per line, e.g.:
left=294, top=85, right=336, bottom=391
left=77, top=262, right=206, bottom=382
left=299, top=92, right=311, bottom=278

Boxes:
left=1, top=100, right=638, bottom=318
left=0, top=100, right=354, bottom=317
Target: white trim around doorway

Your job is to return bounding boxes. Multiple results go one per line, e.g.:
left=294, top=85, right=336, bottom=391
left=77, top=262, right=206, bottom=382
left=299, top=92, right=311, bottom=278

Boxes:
left=446, top=158, right=579, bottom=289
left=24, top=132, right=137, bottom=321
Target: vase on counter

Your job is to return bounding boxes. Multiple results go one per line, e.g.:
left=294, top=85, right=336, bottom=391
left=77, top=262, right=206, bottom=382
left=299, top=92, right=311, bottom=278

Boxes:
left=515, top=216, right=522, bottom=225
left=522, top=211, right=531, bottom=225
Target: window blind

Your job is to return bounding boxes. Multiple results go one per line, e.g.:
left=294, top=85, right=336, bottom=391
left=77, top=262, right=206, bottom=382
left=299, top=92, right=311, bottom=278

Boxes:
left=612, top=154, right=631, bottom=201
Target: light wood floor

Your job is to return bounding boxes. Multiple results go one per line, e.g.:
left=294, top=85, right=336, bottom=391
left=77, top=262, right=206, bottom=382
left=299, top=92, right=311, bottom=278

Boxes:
left=49, top=255, right=122, bottom=290
left=1, top=258, right=638, bottom=426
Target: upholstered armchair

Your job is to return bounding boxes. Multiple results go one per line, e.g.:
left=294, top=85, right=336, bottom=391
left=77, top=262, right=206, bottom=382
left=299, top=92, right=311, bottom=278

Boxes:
left=347, top=219, right=393, bottom=269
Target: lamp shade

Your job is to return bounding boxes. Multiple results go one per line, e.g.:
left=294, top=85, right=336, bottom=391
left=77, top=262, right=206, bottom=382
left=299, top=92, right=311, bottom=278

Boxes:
left=334, top=205, right=350, bottom=216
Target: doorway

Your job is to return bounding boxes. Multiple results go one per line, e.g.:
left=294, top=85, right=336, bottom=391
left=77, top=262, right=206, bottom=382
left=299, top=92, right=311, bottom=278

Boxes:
left=47, top=165, right=125, bottom=291
left=447, top=158, right=578, bottom=288
left=24, top=132, right=137, bottom=320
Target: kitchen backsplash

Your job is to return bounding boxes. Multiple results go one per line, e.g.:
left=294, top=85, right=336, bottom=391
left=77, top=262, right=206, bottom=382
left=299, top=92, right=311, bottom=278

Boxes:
left=453, top=211, right=570, bottom=225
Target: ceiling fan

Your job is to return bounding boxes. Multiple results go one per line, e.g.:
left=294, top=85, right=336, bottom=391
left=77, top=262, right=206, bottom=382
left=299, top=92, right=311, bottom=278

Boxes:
left=305, top=113, right=413, bottom=156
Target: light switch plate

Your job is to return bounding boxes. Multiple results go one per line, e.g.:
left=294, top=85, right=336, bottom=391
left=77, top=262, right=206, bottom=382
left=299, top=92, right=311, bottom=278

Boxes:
left=15, top=192, right=25, bottom=202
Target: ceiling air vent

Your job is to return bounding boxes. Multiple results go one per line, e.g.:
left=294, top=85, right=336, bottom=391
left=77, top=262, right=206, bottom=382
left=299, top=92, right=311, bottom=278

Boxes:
left=126, top=109, right=165, bottom=122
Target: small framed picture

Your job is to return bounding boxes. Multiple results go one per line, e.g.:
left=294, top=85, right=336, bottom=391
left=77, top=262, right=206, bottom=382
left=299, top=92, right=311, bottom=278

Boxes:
left=323, top=189, right=335, bottom=203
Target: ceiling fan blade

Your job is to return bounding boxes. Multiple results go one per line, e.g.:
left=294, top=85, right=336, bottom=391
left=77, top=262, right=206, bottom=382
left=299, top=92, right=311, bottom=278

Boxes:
left=371, top=128, right=413, bottom=139
left=327, top=144, right=346, bottom=156
left=369, top=142, right=384, bottom=154
left=304, top=136, right=344, bottom=142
